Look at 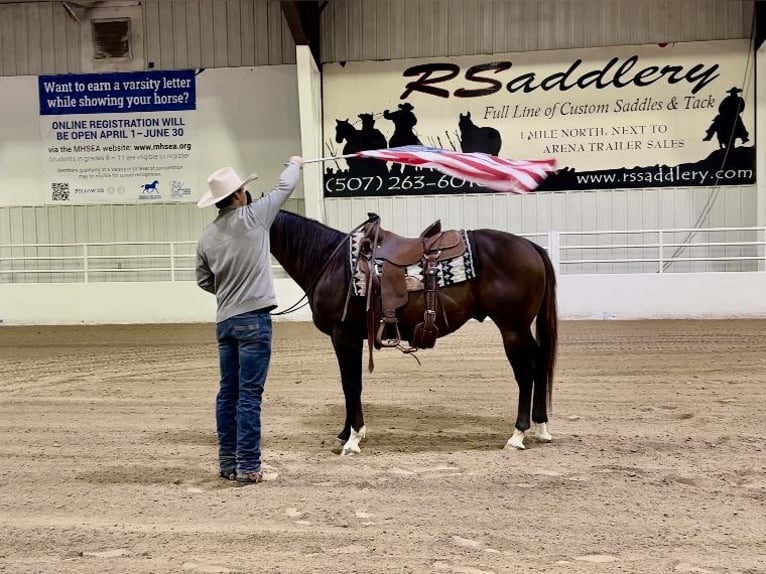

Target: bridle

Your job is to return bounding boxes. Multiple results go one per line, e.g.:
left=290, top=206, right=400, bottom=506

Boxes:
left=270, top=213, right=379, bottom=317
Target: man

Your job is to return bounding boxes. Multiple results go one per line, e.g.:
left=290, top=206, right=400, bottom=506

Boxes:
left=195, top=156, right=304, bottom=484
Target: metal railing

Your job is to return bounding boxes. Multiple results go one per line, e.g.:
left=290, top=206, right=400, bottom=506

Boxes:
left=0, top=240, right=288, bottom=284
left=1, top=226, right=764, bottom=284
left=552, top=226, right=766, bottom=274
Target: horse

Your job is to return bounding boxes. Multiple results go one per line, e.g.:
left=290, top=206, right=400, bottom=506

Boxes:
left=458, top=111, right=502, bottom=155
left=269, top=210, right=558, bottom=455
left=140, top=180, right=159, bottom=193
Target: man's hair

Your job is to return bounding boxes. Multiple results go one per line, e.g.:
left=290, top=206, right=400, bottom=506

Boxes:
left=215, top=188, right=241, bottom=210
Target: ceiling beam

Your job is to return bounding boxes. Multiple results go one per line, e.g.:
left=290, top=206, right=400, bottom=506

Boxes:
left=756, top=1, right=766, bottom=51
left=280, top=0, right=323, bottom=63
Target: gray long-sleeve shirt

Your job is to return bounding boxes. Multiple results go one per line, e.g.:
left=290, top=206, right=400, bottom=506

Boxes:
left=195, top=160, right=302, bottom=323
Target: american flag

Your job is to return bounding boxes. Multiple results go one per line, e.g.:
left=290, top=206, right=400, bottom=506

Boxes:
left=353, top=145, right=558, bottom=193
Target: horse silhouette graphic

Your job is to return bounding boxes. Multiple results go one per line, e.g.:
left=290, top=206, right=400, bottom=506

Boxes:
left=140, top=180, right=160, bottom=193
left=703, top=86, right=750, bottom=149
left=335, top=116, right=388, bottom=176
left=458, top=111, right=502, bottom=155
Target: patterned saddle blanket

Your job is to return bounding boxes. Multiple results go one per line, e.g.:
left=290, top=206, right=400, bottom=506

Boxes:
left=348, top=229, right=479, bottom=296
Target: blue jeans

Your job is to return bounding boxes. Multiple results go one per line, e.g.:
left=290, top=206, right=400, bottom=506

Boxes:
left=215, top=309, right=272, bottom=474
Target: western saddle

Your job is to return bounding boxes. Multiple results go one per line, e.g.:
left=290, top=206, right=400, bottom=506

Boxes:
left=354, top=213, right=468, bottom=367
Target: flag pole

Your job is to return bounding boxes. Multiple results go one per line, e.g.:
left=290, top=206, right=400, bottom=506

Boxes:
left=302, top=154, right=354, bottom=164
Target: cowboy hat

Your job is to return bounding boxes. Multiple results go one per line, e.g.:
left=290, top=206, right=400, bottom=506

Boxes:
left=197, top=166, right=258, bottom=208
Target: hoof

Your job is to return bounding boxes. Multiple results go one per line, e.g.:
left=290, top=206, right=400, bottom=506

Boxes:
left=339, top=425, right=366, bottom=457
left=505, top=429, right=526, bottom=450
left=534, top=423, right=552, bottom=443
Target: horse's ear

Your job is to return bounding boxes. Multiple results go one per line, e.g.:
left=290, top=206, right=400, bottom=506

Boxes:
left=466, top=111, right=471, bottom=118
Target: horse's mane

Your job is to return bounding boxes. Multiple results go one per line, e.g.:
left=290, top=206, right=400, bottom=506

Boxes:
left=273, top=209, right=347, bottom=262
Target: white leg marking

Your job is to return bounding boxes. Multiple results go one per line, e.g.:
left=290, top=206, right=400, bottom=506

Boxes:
left=505, top=428, right=526, bottom=450
left=341, top=425, right=367, bottom=456
left=535, top=422, right=552, bottom=442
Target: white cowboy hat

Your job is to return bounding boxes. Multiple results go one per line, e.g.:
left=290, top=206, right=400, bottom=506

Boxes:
left=197, top=166, right=258, bottom=208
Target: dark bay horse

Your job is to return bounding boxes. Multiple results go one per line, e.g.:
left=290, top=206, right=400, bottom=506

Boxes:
left=270, top=210, right=558, bottom=454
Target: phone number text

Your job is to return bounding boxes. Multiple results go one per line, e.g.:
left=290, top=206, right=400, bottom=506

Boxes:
left=325, top=174, right=480, bottom=194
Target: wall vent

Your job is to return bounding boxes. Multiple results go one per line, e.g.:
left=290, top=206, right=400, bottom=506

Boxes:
left=92, top=18, right=132, bottom=60
left=80, top=3, right=144, bottom=72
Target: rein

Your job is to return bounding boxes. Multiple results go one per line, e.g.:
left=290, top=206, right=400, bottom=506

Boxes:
left=270, top=214, right=378, bottom=317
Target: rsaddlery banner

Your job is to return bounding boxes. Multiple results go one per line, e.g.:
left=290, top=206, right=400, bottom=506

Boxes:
left=321, top=39, right=754, bottom=197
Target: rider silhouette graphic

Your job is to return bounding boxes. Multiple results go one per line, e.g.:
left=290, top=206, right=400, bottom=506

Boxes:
left=703, top=86, right=750, bottom=149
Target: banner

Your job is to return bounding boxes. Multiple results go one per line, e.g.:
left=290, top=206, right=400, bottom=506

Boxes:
left=321, top=39, right=755, bottom=197
left=39, top=69, right=196, bottom=203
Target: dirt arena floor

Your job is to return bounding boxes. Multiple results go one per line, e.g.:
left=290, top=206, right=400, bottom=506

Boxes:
left=1, top=319, right=765, bottom=574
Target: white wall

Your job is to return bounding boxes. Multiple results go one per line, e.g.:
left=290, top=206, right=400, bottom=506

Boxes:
left=0, top=278, right=312, bottom=325
left=0, top=0, right=305, bottom=260
left=558, top=273, right=766, bottom=320
left=2, top=273, right=765, bottom=326
left=0, top=65, right=302, bottom=207
left=0, top=65, right=304, bottom=255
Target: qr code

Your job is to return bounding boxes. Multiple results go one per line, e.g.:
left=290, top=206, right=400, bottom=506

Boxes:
left=51, top=182, right=70, bottom=201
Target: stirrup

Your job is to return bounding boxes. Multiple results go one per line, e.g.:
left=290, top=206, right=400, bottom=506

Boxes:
left=376, top=319, right=401, bottom=347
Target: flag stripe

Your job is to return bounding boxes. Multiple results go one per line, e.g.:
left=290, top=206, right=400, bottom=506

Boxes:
left=358, top=147, right=556, bottom=188
left=353, top=145, right=557, bottom=193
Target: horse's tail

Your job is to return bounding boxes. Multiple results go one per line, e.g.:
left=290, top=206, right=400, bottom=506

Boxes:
left=530, top=241, right=558, bottom=412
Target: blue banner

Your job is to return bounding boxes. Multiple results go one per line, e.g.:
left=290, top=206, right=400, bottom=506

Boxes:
left=38, top=69, right=196, bottom=115
left=38, top=69, right=198, bottom=204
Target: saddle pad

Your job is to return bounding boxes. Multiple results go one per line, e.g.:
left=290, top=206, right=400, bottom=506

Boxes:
left=349, top=229, right=478, bottom=297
